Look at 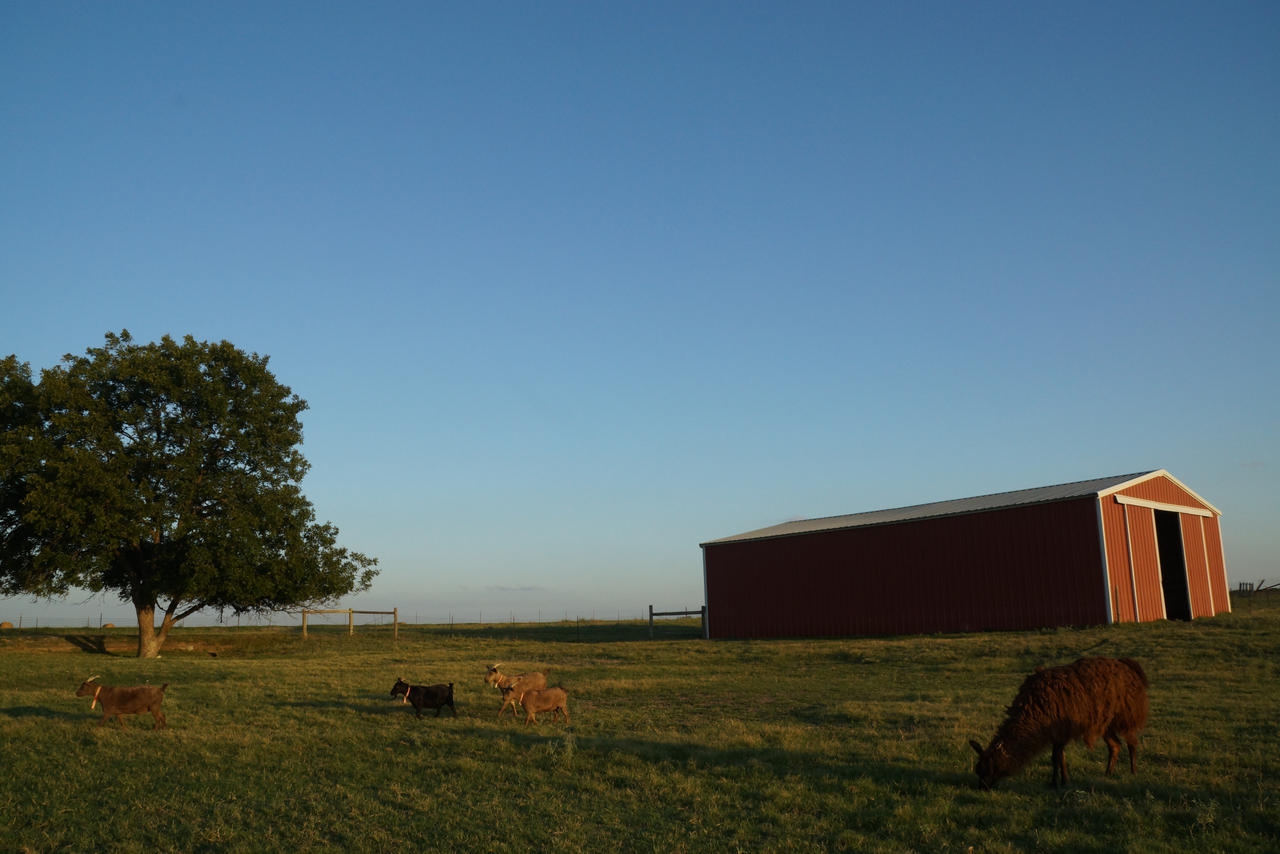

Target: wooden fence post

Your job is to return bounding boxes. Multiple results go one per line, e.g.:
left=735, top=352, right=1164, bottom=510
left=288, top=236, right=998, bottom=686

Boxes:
left=648, top=604, right=654, bottom=639
left=348, top=609, right=354, bottom=635
left=393, top=607, right=399, bottom=641
left=302, top=610, right=308, bottom=638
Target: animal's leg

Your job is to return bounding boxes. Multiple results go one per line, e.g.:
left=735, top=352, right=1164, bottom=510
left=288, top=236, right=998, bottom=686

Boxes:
left=1127, top=737, right=1139, bottom=773
left=1051, top=743, right=1067, bottom=787
left=1104, top=734, right=1121, bottom=776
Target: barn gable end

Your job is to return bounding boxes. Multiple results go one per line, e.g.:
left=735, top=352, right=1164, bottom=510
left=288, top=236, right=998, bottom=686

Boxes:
left=701, top=470, right=1230, bottom=639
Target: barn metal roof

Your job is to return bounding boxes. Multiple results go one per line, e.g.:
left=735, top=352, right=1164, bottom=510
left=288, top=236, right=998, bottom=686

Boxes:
left=701, top=471, right=1163, bottom=546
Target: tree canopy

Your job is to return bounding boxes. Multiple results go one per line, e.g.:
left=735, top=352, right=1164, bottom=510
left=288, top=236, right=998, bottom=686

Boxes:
left=0, top=331, right=377, bottom=656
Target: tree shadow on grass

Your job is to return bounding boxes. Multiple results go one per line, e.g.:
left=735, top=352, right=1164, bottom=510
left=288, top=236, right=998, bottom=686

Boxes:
left=61, top=634, right=116, bottom=655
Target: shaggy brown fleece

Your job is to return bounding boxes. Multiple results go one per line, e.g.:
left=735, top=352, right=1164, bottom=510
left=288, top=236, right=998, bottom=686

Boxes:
left=970, top=656, right=1148, bottom=788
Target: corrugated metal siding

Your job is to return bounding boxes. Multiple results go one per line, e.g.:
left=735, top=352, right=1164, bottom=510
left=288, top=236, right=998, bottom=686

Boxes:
left=1202, top=516, right=1231, bottom=614
left=1117, top=477, right=1212, bottom=511
left=1100, top=498, right=1137, bottom=622
left=704, top=498, right=1107, bottom=638
left=1125, top=505, right=1166, bottom=620
left=1105, top=473, right=1233, bottom=620
left=704, top=470, right=1230, bottom=637
left=1180, top=516, right=1214, bottom=618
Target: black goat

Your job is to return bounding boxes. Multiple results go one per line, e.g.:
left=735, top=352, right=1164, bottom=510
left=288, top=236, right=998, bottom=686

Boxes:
left=390, top=678, right=456, bottom=718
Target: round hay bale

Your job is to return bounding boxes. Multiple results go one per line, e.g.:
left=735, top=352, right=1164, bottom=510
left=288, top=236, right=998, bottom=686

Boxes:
left=0, top=621, right=13, bottom=629
left=102, top=623, right=115, bottom=629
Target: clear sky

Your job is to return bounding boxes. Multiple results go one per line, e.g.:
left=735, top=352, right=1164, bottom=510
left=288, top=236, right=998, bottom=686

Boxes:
left=2, top=2, right=1276, bottom=627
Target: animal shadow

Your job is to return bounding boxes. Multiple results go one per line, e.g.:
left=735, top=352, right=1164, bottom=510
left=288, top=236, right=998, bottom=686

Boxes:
left=1, top=706, right=82, bottom=721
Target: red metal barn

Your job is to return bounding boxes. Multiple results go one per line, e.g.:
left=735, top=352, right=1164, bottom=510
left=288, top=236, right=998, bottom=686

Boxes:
left=700, top=470, right=1230, bottom=639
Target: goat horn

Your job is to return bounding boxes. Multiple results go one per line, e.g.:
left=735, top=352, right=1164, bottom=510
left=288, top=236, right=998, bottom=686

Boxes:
left=86, top=675, right=101, bottom=682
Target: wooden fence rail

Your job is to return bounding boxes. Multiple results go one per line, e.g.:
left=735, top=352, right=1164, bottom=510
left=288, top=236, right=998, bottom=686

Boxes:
left=301, top=608, right=398, bottom=640
left=649, top=604, right=708, bottom=639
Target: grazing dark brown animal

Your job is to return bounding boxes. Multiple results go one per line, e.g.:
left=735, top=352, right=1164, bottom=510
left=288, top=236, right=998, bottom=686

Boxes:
left=75, top=676, right=168, bottom=729
left=390, top=678, right=456, bottom=718
left=520, top=686, right=569, bottom=726
left=969, top=656, right=1148, bottom=789
left=485, top=663, right=547, bottom=718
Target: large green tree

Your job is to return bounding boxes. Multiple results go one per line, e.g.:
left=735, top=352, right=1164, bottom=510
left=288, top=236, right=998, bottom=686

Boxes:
left=0, top=331, right=377, bottom=657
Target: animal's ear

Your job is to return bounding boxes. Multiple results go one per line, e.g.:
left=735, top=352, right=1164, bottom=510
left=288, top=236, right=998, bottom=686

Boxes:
left=969, top=740, right=984, bottom=756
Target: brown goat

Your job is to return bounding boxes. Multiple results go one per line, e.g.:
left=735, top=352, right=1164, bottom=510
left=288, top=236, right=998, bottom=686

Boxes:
left=75, top=676, right=168, bottom=729
left=520, top=686, right=569, bottom=726
left=485, top=663, right=547, bottom=718
left=969, top=656, right=1148, bottom=788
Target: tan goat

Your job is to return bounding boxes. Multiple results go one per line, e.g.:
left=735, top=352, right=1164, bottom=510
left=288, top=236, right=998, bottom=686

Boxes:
left=520, top=686, right=569, bottom=726
left=485, top=663, right=547, bottom=718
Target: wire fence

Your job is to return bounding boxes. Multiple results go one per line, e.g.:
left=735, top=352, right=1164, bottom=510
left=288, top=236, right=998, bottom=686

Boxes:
left=0, top=605, right=706, bottom=631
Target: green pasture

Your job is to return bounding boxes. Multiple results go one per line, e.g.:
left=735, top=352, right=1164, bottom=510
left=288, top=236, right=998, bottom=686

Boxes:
left=2, top=596, right=1277, bottom=853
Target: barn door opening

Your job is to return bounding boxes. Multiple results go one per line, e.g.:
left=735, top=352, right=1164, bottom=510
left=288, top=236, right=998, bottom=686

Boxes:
left=1155, top=510, right=1192, bottom=621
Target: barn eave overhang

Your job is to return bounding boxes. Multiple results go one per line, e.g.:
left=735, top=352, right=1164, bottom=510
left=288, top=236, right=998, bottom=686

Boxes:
left=1095, top=468, right=1222, bottom=516
left=700, top=469, right=1224, bottom=549
left=699, top=493, right=1102, bottom=549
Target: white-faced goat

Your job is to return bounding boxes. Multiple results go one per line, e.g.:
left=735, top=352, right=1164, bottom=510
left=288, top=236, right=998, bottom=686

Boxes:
left=75, top=676, right=168, bottom=729
left=390, top=678, right=456, bottom=718
left=484, top=663, right=546, bottom=718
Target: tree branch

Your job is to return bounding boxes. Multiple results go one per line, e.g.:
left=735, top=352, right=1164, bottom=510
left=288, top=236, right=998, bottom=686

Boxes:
left=174, top=601, right=206, bottom=622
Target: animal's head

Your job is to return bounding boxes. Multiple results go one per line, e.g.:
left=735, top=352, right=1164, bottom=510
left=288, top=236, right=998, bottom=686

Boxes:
left=485, top=664, right=503, bottom=687
left=75, top=676, right=101, bottom=697
left=969, top=739, right=1010, bottom=790
left=390, top=678, right=409, bottom=697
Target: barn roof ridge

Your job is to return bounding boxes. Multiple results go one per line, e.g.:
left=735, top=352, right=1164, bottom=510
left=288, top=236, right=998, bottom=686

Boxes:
left=701, top=470, right=1165, bottom=546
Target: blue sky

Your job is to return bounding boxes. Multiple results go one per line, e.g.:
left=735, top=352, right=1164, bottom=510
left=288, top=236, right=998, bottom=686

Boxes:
left=2, top=2, right=1276, bottom=627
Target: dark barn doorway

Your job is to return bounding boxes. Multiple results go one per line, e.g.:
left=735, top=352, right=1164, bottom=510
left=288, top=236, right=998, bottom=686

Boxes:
left=1155, top=510, right=1192, bottom=620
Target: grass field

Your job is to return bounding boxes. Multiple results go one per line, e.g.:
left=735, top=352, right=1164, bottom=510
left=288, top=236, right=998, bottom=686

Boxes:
left=2, top=595, right=1277, bottom=853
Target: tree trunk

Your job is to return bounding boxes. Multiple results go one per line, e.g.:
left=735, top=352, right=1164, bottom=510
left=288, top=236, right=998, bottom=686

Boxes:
left=133, top=599, right=177, bottom=658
